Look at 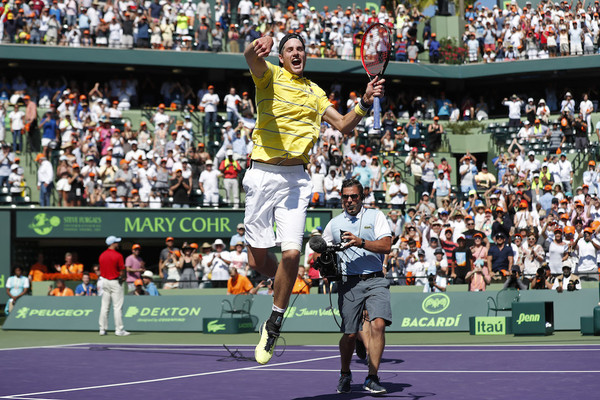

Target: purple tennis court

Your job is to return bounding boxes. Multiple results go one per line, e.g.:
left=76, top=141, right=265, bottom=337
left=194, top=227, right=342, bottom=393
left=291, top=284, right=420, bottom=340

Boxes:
left=1, top=343, right=599, bottom=399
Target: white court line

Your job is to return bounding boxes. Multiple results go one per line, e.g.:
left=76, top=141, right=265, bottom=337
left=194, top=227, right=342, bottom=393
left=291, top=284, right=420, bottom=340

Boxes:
left=1, top=397, right=61, bottom=400
left=0, top=343, right=90, bottom=352
left=65, top=343, right=600, bottom=349
left=57, top=346, right=600, bottom=353
left=254, top=368, right=600, bottom=374
left=0, top=354, right=339, bottom=399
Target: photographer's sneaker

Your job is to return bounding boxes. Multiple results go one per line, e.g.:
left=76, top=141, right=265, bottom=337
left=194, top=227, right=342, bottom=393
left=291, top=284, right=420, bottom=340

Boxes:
left=255, top=322, right=279, bottom=365
left=363, top=376, right=387, bottom=394
left=337, top=372, right=352, bottom=393
left=355, top=338, right=367, bottom=360
left=115, top=330, right=130, bottom=336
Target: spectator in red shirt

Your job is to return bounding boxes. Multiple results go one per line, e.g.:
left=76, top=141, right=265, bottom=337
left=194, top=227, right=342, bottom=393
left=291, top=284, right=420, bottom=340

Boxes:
left=98, top=235, right=129, bottom=337
left=219, top=149, right=242, bottom=208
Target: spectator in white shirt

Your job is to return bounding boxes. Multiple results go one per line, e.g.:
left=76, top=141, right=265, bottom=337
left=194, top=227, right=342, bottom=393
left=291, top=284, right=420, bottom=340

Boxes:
left=575, top=228, right=600, bottom=280
left=36, top=153, right=54, bottom=206
left=502, top=94, right=523, bottom=127
left=200, top=85, right=219, bottom=136
left=324, top=167, right=342, bottom=208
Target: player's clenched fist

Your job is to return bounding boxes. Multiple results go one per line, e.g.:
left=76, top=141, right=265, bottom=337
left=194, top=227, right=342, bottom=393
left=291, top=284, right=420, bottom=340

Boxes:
left=253, top=36, right=273, bottom=58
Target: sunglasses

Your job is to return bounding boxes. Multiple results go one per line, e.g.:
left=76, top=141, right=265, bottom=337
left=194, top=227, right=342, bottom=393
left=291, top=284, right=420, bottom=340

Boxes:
left=341, top=194, right=360, bottom=200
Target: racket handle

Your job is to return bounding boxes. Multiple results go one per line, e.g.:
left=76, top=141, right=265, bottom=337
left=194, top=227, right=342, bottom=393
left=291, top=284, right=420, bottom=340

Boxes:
left=373, top=97, right=381, bottom=130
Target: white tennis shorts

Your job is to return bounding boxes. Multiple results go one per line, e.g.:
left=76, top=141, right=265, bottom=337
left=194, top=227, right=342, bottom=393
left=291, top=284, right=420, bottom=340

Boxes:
left=242, top=162, right=312, bottom=251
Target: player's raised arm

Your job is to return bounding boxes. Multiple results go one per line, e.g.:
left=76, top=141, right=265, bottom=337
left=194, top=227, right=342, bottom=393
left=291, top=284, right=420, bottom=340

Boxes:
left=323, top=76, right=385, bottom=134
left=244, top=36, right=273, bottom=79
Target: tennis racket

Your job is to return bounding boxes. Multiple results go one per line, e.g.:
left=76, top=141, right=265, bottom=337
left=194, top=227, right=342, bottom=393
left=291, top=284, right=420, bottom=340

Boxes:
left=360, top=23, right=392, bottom=131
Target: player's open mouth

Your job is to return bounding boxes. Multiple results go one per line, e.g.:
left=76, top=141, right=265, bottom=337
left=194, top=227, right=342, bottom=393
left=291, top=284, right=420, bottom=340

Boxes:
left=292, top=59, right=302, bottom=66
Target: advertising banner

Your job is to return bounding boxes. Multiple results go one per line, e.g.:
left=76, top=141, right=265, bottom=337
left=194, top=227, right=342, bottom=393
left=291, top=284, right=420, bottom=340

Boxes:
left=0, top=211, right=11, bottom=304
left=15, top=209, right=331, bottom=239
left=4, top=290, right=597, bottom=332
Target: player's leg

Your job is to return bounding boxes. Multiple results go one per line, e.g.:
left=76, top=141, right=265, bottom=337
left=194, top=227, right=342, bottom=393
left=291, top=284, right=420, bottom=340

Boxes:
left=272, top=249, right=300, bottom=310
left=247, top=246, right=278, bottom=277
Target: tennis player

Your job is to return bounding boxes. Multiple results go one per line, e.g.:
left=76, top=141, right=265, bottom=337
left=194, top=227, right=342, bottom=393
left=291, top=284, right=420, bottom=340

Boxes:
left=244, top=33, right=384, bottom=365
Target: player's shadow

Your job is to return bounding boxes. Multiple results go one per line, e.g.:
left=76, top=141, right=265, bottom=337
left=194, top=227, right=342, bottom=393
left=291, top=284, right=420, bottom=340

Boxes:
left=292, top=383, right=436, bottom=400
left=353, top=358, right=405, bottom=366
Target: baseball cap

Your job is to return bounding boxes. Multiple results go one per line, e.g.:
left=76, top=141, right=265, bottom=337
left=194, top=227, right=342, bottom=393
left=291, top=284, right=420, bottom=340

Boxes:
left=134, top=279, right=144, bottom=286
left=468, top=189, right=477, bottom=196
left=166, top=236, right=174, bottom=242
left=237, top=223, right=245, bottom=229
left=528, top=151, right=535, bottom=156
left=105, top=236, right=122, bottom=246
left=226, top=149, right=234, bottom=156
left=142, top=271, right=154, bottom=279
left=417, top=249, right=425, bottom=255
left=311, top=229, right=322, bottom=236
left=205, top=159, right=213, bottom=165
left=422, top=191, right=430, bottom=197
left=434, top=248, right=444, bottom=255
left=132, top=244, right=141, bottom=250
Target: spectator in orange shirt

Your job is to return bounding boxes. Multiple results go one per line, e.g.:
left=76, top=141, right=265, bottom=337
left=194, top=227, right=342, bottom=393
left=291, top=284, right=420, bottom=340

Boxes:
left=60, top=252, right=84, bottom=275
left=48, top=279, right=74, bottom=296
left=29, top=252, right=48, bottom=282
left=292, top=266, right=312, bottom=294
left=227, top=266, right=257, bottom=295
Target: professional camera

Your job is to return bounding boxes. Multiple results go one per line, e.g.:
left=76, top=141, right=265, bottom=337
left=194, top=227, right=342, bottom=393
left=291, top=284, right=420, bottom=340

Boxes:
left=428, top=273, right=436, bottom=287
left=567, top=280, right=576, bottom=292
left=532, top=267, right=546, bottom=289
left=309, top=235, right=344, bottom=281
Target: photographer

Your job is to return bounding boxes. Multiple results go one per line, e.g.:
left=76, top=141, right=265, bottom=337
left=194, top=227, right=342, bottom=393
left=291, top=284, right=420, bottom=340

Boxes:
left=424, top=249, right=448, bottom=293
left=502, top=267, right=528, bottom=290
left=531, top=266, right=553, bottom=290
left=552, top=263, right=581, bottom=292
left=321, top=179, right=392, bottom=394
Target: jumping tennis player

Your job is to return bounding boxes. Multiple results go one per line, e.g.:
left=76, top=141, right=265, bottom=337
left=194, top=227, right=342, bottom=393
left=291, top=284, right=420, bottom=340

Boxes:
left=244, top=33, right=384, bottom=365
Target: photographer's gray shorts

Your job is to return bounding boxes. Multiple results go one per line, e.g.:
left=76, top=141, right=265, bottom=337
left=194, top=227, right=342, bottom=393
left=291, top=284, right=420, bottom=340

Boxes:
left=338, top=276, right=392, bottom=334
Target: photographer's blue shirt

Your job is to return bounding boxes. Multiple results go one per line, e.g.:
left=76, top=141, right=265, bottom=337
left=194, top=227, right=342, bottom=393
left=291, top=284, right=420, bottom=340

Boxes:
left=322, top=207, right=391, bottom=275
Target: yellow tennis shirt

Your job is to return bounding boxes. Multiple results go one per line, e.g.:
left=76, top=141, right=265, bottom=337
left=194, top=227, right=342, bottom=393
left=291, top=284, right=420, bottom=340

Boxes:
left=250, top=61, right=331, bottom=164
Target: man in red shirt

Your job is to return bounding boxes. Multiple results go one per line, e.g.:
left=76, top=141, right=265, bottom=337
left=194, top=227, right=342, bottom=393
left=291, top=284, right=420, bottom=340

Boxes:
left=219, top=149, right=242, bottom=208
left=98, top=236, right=129, bottom=336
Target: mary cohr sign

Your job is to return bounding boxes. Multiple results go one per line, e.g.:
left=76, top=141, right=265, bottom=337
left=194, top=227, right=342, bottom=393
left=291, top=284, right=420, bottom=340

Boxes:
left=16, top=209, right=331, bottom=239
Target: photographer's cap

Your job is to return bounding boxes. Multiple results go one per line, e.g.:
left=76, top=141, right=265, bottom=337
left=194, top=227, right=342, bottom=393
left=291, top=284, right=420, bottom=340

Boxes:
left=417, top=249, right=425, bottom=256
left=434, top=248, right=444, bottom=255
left=562, top=262, right=572, bottom=270
left=310, top=229, right=321, bottom=236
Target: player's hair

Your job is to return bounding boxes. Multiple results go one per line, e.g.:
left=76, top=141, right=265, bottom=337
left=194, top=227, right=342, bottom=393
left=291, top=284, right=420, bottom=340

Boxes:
left=278, top=33, right=306, bottom=55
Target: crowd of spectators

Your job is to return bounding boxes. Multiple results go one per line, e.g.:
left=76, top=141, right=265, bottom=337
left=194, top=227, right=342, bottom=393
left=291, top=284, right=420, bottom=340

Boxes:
left=460, top=0, right=600, bottom=63
left=0, top=0, right=424, bottom=57
left=4, top=0, right=600, bottom=65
